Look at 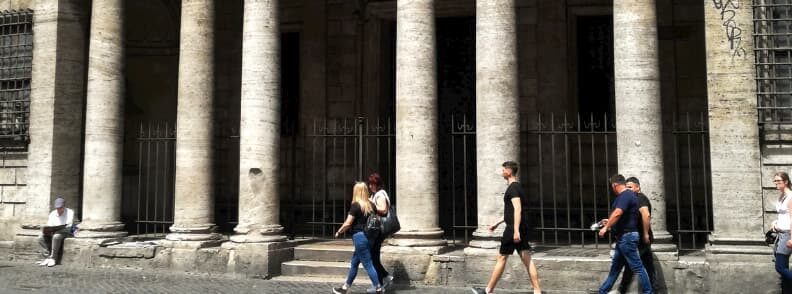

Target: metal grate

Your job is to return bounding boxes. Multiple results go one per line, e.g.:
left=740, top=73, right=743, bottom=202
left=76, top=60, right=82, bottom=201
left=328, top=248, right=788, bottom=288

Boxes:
left=0, top=10, right=32, bottom=144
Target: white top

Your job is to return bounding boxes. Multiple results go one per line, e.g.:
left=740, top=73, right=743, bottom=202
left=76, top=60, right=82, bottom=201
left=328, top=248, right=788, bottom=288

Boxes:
left=370, top=190, right=390, bottom=210
left=47, top=208, right=74, bottom=229
left=777, top=192, right=792, bottom=231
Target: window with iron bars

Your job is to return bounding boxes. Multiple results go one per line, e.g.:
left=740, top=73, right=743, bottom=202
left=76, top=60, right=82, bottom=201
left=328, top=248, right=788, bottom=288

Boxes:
left=755, top=1, right=792, bottom=148
left=0, top=10, right=32, bottom=148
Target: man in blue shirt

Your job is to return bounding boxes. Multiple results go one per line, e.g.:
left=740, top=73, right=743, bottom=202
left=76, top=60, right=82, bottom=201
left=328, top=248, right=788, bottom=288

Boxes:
left=597, top=174, right=652, bottom=294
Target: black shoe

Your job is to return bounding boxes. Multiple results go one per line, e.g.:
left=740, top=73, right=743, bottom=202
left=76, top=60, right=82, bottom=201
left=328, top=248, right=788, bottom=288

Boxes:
left=471, top=287, right=488, bottom=294
left=332, top=286, right=348, bottom=294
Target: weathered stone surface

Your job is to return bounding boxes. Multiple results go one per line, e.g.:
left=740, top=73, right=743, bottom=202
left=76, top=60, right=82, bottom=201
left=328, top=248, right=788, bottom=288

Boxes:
left=168, top=0, right=219, bottom=241
left=471, top=0, right=520, bottom=249
left=78, top=0, right=126, bottom=239
left=392, top=0, right=443, bottom=246
left=704, top=0, right=763, bottom=243
left=2, top=186, right=23, bottom=203
left=0, top=169, right=16, bottom=185
left=25, top=0, right=88, bottom=229
left=234, top=0, right=285, bottom=243
left=613, top=0, right=672, bottom=243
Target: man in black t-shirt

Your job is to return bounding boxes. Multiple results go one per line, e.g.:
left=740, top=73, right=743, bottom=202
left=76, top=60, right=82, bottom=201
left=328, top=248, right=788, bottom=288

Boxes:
left=615, top=177, right=656, bottom=294
left=471, top=161, right=542, bottom=294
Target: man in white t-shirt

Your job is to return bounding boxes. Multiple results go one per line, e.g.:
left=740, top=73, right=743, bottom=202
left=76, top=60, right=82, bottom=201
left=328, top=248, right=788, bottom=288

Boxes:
left=37, top=197, right=74, bottom=267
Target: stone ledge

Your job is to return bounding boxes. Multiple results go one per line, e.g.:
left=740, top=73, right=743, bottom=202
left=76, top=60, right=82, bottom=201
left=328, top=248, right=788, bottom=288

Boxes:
left=97, top=244, right=161, bottom=259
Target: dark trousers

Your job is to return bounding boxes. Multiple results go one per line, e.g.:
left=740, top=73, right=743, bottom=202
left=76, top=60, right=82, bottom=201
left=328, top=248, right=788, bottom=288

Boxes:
left=618, top=244, right=655, bottom=293
left=776, top=253, right=792, bottom=293
left=371, top=235, right=389, bottom=283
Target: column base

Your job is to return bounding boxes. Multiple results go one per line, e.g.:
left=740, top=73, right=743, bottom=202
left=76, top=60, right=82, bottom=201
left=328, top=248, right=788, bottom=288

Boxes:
left=467, top=228, right=504, bottom=249
left=74, top=221, right=127, bottom=238
left=166, top=223, right=222, bottom=241
left=390, top=228, right=446, bottom=247
left=230, top=224, right=287, bottom=243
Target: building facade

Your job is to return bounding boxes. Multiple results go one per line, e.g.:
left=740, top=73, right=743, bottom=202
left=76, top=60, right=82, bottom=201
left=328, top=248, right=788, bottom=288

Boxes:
left=0, top=0, right=785, bottom=292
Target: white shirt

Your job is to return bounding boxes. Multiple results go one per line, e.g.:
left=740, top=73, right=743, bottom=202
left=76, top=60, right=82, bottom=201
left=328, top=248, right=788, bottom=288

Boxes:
left=777, top=193, right=792, bottom=231
left=370, top=190, right=390, bottom=210
left=47, top=208, right=74, bottom=229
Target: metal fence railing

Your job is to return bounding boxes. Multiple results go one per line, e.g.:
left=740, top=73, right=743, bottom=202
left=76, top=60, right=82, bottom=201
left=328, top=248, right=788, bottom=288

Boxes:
left=0, top=10, right=32, bottom=144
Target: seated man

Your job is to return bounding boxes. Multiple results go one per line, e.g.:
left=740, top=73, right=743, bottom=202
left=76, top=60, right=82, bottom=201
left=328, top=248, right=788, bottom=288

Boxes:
left=37, top=197, right=74, bottom=267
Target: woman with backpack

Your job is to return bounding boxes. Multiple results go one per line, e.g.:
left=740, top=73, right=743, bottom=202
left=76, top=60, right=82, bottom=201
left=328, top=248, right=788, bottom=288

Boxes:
left=368, top=173, right=395, bottom=291
left=333, top=182, right=383, bottom=294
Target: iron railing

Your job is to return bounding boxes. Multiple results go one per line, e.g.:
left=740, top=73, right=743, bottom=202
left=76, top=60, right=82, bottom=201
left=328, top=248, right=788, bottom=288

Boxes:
left=669, top=113, right=713, bottom=251
left=444, top=114, right=477, bottom=245
left=754, top=1, right=792, bottom=152
left=521, top=113, right=617, bottom=248
left=124, top=121, right=176, bottom=236
left=295, top=117, right=395, bottom=238
left=0, top=10, right=32, bottom=144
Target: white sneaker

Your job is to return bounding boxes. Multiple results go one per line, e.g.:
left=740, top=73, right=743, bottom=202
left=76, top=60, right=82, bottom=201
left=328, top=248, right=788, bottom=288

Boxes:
left=45, top=258, right=55, bottom=267
left=36, top=259, right=48, bottom=266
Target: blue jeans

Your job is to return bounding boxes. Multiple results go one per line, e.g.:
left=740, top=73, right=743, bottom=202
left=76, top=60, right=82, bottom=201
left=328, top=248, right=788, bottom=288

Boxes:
left=599, top=232, right=652, bottom=294
left=775, top=253, right=792, bottom=293
left=345, top=231, right=381, bottom=288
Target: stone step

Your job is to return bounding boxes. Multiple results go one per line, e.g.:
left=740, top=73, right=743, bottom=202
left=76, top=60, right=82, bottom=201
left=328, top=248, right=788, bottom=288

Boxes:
left=294, top=245, right=353, bottom=262
left=281, top=260, right=364, bottom=277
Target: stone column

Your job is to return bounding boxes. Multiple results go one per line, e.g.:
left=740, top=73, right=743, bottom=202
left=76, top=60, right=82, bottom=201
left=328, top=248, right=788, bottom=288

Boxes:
left=468, top=0, right=519, bottom=249
left=75, top=0, right=126, bottom=239
left=392, top=0, right=444, bottom=247
left=18, top=0, right=88, bottom=240
left=702, top=2, right=773, bottom=292
left=166, top=0, right=220, bottom=242
left=231, top=0, right=285, bottom=243
left=613, top=0, right=673, bottom=248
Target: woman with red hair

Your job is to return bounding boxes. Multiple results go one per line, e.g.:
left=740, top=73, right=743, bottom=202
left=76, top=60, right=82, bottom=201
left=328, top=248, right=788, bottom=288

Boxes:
left=368, top=172, right=395, bottom=291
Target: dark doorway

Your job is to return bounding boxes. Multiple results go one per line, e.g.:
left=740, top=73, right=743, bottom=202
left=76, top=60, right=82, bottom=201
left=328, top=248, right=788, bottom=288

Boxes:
left=576, top=15, right=615, bottom=123
left=437, top=17, right=476, bottom=244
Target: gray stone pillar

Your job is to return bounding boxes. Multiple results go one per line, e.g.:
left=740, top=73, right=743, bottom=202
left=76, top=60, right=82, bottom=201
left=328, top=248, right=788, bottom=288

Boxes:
left=18, top=0, right=87, bottom=238
left=166, top=0, right=220, bottom=242
left=230, top=0, right=285, bottom=243
left=391, top=0, right=444, bottom=247
left=468, top=0, right=519, bottom=249
left=613, top=0, right=673, bottom=247
left=75, top=0, right=126, bottom=239
left=703, top=2, right=772, bottom=292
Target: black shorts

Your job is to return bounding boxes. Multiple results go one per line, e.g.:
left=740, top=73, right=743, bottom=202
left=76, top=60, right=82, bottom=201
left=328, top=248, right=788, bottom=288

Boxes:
left=500, top=225, right=532, bottom=255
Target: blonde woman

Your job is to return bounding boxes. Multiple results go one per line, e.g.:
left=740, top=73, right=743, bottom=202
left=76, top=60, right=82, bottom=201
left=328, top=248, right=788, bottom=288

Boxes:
left=773, top=171, right=792, bottom=292
left=333, top=182, right=382, bottom=294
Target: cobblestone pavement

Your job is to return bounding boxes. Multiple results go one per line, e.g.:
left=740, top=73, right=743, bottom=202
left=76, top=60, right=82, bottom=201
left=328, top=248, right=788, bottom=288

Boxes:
left=0, top=261, right=533, bottom=294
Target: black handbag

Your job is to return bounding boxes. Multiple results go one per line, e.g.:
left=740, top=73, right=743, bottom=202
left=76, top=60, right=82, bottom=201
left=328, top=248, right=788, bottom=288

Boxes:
left=380, top=202, right=401, bottom=237
left=767, top=229, right=779, bottom=245
left=365, top=211, right=382, bottom=239
left=375, top=195, right=400, bottom=237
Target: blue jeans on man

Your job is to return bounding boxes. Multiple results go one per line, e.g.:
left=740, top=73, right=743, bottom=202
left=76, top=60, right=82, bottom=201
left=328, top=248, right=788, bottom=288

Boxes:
left=345, top=231, right=381, bottom=288
left=599, top=231, right=652, bottom=294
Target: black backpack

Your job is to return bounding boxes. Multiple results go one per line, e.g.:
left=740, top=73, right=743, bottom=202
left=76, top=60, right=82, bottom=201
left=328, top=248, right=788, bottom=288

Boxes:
left=364, top=210, right=382, bottom=238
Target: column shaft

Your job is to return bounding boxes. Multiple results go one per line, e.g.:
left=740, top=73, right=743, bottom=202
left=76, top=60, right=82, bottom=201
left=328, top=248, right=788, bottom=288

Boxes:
left=613, top=0, right=672, bottom=242
left=704, top=0, right=762, bottom=243
left=167, top=0, right=219, bottom=241
left=231, top=0, right=285, bottom=243
left=76, top=0, right=126, bottom=238
left=469, top=0, right=519, bottom=249
left=392, top=0, right=444, bottom=247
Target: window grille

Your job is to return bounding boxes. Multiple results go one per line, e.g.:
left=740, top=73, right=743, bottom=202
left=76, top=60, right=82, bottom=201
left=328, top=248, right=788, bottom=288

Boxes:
left=0, top=10, right=32, bottom=146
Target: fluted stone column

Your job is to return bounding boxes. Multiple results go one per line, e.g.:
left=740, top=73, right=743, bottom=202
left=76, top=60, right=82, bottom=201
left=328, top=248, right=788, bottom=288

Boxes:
left=231, top=0, right=285, bottom=243
left=166, top=0, right=220, bottom=242
left=391, top=0, right=444, bottom=247
left=75, top=0, right=126, bottom=239
left=468, top=0, right=519, bottom=250
left=613, top=0, right=673, bottom=248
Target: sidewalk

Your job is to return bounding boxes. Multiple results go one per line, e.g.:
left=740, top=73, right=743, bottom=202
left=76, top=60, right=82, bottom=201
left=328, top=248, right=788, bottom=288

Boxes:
left=0, top=260, right=553, bottom=294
